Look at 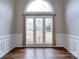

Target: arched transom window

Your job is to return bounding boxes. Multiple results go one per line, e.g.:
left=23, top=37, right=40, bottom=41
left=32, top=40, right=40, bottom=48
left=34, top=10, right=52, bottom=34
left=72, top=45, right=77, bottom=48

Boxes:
left=25, top=0, right=54, bottom=12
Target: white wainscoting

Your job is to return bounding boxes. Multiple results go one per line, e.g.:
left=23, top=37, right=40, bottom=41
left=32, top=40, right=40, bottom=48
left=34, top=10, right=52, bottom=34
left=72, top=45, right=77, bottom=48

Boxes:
left=14, top=34, right=23, bottom=47
left=63, top=34, right=79, bottom=58
left=14, top=34, right=65, bottom=47
left=0, top=34, right=15, bottom=58
left=0, top=33, right=79, bottom=59
left=56, top=34, right=65, bottom=47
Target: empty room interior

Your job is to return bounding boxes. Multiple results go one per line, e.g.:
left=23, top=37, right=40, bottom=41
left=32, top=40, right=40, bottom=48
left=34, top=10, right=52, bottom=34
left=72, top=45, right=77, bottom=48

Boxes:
left=0, top=0, right=79, bottom=59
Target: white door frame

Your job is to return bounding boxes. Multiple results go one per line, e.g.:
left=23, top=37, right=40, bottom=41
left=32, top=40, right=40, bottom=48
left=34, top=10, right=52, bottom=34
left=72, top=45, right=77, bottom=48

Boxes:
left=23, top=12, right=56, bottom=47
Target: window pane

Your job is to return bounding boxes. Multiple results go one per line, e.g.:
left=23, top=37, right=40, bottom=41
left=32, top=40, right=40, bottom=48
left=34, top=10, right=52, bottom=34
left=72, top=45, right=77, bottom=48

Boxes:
left=36, top=18, right=43, bottom=44
left=26, top=0, right=53, bottom=12
left=26, top=18, right=33, bottom=44
left=45, top=18, right=52, bottom=44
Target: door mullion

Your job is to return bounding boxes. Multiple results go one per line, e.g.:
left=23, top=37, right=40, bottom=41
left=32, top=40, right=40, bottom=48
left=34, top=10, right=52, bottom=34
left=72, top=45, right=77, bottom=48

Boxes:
left=33, top=17, right=36, bottom=44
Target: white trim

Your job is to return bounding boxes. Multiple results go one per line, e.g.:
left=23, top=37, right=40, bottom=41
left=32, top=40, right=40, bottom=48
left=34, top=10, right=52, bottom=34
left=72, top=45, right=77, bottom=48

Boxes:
left=56, top=33, right=65, bottom=47
left=0, top=34, right=15, bottom=40
left=0, top=47, right=14, bottom=58
left=0, top=33, right=79, bottom=58
left=56, top=33, right=79, bottom=58
left=63, top=34, right=79, bottom=58
left=14, top=34, right=23, bottom=47
left=64, top=34, right=79, bottom=41
left=0, top=34, right=15, bottom=58
left=14, top=33, right=65, bottom=47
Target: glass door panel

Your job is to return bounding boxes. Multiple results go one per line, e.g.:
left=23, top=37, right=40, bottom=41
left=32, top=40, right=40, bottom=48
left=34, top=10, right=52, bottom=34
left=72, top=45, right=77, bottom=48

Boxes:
left=45, top=18, right=52, bottom=44
left=26, top=17, right=53, bottom=46
left=26, top=18, right=33, bottom=44
left=36, top=18, right=43, bottom=44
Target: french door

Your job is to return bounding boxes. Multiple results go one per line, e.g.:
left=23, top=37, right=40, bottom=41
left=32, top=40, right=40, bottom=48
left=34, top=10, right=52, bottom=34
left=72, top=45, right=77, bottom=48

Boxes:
left=23, top=13, right=56, bottom=47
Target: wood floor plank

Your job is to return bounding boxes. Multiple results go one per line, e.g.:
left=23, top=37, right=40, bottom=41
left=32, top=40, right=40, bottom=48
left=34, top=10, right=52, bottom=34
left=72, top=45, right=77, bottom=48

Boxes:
left=3, top=48, right=76, bottom=59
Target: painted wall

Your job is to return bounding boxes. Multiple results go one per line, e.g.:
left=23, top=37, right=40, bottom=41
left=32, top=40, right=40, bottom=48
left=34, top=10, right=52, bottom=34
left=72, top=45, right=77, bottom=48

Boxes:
left=64, top=0, right=79, bottom=36
left=64, top=0, right=79, bottom=58
left=0, top=0, right=15, bottom=36
left=15, top=0, right=65, bottom=34
left=0, top=0, right=16, bottom=58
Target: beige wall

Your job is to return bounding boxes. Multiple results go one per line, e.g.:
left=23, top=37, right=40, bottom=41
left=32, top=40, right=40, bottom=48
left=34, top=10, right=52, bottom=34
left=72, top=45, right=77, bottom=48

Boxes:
left=55, top=0, right=65, bottom=33
left=64, top=0, right=79, bottom=36
left=15, top=0, right=65, bottom=34
left=0, top=0, right=15, bottom=36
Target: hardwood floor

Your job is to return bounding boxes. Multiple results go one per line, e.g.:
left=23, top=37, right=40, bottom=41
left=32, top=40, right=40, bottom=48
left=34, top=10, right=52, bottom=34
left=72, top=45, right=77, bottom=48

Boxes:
left=3, top=47, right=76, bottom=59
